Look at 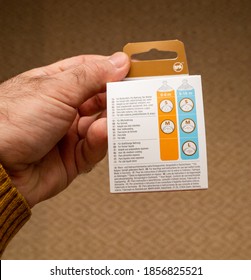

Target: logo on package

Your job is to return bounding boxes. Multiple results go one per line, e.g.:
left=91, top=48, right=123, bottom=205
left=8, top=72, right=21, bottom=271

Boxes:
left=173, top=62, right=184, bottom=72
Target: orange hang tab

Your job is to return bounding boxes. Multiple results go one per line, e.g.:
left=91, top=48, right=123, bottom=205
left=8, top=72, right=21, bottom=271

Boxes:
left=123, top=40, right=189, bottom=78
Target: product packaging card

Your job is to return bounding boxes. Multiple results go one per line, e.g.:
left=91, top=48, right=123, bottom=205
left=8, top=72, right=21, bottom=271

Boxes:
left=107, top=40, right=208, bottom=193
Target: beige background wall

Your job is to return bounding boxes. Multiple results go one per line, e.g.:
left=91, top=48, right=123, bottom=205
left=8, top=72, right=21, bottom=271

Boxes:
left=1, top=0, right=251, bottom=259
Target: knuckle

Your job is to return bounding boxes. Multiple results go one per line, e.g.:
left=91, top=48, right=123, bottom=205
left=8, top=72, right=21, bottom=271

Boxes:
left=71, top=66, right=88, bottom=86
left=70, top=61, right=108, bottom=93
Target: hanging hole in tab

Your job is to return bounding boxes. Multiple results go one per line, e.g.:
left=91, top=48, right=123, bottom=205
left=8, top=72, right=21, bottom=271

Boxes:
left=131, top=48, right=178, bottom=61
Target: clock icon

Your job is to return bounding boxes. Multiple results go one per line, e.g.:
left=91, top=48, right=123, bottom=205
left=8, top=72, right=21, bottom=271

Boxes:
left=161, top=120, right=175, bottom=134
left=181, top=118, right=196, bottom=133
left=179, top=98, right=194, bottom=112
left=182, top=141, right=197, bottom=156
left=160, top=99, right=173, bottom=113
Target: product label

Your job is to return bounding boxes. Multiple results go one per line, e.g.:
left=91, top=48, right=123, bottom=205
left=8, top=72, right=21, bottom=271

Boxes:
left=107, top=75, right=208, bottom=193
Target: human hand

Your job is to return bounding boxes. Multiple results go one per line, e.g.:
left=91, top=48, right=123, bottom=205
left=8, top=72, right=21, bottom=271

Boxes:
left=0, top=52, right=130, bottom=207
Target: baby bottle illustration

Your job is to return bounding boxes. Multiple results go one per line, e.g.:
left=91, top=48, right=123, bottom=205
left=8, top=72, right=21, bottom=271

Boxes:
left=177, top=79, right=199, bottom=159
left=157, top=81, right=178, bottom=160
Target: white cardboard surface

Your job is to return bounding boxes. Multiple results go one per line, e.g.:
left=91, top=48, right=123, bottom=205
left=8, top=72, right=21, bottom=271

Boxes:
left=107, top=75, right=208, bottom=193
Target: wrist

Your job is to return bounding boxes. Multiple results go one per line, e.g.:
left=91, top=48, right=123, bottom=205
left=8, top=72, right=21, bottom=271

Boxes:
left=0, top=163, right=31, bottom=256
left=0, top=163, right=31, bottom=210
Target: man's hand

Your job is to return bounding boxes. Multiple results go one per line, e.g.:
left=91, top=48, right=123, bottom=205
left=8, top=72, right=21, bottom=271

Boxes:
left=0, top=52, right=130, bottom=207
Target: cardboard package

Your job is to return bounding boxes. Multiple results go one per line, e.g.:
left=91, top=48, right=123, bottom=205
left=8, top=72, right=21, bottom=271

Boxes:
left=107, top=40, right=207, bottom=193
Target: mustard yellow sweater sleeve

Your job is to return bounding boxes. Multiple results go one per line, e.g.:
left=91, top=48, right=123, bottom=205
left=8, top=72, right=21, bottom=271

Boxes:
left=0, top=164, right=31, bottom=257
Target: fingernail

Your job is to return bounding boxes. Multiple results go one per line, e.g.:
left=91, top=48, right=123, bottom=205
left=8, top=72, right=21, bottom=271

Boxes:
left=109, top=52, right=128, bottom=68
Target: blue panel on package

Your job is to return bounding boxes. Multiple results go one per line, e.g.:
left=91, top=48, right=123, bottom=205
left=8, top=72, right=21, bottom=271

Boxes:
left=177, top=79, right=199, bottom=160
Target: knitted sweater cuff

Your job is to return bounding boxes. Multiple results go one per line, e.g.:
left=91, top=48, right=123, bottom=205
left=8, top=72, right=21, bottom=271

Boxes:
left=0, top=164, right=31, bottom=256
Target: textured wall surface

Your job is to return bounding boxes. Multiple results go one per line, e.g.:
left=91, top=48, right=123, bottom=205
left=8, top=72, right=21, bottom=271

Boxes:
left=1, top=0, right=251, bottom=259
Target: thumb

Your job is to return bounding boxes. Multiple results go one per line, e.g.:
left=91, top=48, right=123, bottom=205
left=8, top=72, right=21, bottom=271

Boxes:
left=47, top=52, right=130, bottom=108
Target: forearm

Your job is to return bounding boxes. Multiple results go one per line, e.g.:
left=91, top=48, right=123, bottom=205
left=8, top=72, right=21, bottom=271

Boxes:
left=0, top=163, right=31, bottom=257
